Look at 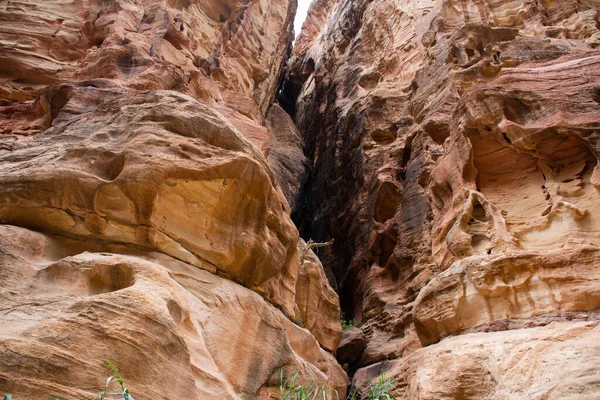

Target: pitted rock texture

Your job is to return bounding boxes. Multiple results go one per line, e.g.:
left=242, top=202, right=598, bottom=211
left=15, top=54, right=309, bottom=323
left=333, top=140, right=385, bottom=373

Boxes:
left=287, top=0, right=600, bottom=397
left=0, top=0, right=346, bottom=398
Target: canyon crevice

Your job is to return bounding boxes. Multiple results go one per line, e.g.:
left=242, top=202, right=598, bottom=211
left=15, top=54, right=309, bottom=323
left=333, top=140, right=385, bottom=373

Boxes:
left=1, top=0, right=600, bottom=399
left=283, top=0, right=600, bottom=398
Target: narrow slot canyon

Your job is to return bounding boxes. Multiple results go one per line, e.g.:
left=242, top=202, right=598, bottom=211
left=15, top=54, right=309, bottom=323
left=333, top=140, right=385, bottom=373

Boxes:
left=279, top=0, right=600, bottom=396
left=1, top=0, right=600, bottom=399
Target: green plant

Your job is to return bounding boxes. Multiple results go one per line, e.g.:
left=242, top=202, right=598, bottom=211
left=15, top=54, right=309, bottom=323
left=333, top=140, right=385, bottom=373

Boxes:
left=346, top=371, right=395, bottom=400
left=365, top=371, right=395, bottom=400
left=3, top=361, right=134, bottom=400
left=341, top=319, right=355, bottom=330
left=94, top=360, right=134, bottom=400
left=273, top=370, right=339, bottom=400
left=287, top=56, right=298, bottom=66
left=293, top=319, right=304, bottom=328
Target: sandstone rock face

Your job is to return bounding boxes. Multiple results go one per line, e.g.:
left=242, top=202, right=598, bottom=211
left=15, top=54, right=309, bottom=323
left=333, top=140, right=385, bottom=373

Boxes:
left=0, top=0, right=346, bottom=398
left=286, top=0, right=600, bottom=397
left=354, top=318, right=600, bottom=399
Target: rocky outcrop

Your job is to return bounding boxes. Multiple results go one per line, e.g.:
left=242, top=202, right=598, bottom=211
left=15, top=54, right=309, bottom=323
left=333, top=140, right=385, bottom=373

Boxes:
left=0, top=225, right=346, bottom=398
left=287, top=0, right=600, bottom=397
left=0, top=0, right=346, bottom=398
left=354, top=317, right=600, bottom=399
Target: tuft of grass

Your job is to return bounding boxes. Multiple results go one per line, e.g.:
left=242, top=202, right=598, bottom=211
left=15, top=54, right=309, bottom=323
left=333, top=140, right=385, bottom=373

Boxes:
left=93, top=360, right=134, bottom=400
left=364, top=371, right=395, bottom=400
left=4, top=361, right=133, bottom=400
left=286, top=56, right=298, bottom=67
left=341, top=319, right=355, bottom=330
left=272, top=370, right=339, bottom=400
left=273, top=370, right=395, bottom=400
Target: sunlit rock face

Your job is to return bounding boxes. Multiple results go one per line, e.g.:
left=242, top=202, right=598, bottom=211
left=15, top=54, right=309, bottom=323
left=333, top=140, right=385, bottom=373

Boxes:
left=0, top=0, right=347, bottom=398
left=287, top=0, right=600, bottom=397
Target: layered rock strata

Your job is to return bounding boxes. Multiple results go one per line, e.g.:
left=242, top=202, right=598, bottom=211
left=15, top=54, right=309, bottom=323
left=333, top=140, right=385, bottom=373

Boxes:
left=286, top=0, right=600, bottom=397
left=0, top=0, right=346, bottom=398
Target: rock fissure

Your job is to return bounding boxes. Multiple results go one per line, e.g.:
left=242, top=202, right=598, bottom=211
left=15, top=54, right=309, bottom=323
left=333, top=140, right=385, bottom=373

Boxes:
left=279, top=0, right=600, bottom=396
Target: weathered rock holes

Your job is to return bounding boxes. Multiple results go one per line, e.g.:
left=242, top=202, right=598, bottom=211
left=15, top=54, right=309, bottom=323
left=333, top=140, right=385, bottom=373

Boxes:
left=95, top=152, right=125, bottom=181
left=370, top=128, right=396, bottom=144
left=467, top=199, right=490, bottom=254
left=449, top=46, right=462, bottom=64
left=89, top=264, right=135, bottom=295
left=472, top=201, right=488, bottom=222
left=167, top=300, right=183, bottom=323
left=358, top=72, right=381, bottom=90
left=593, top=87, right=600, bottom=104
left=471, top=134, right=545, bottom=245
left=492, top=51, right=501, bottom=64
left=303, top=58, right=315, bottom=75
left=46, top=85, right=73, bottom=120
left=40, top=259, right=135, bottom=297
left=165, top=30, right=185, bottom=50
left=374, top=181, right=402, bottom=223
left=116, top=50, right=138, bottom=76
left=424, top=120, right=450, bottom=145
left=504, top=97, right=536, bottom=125
left=542, top=205, right=553, bottom=216
left=472, top=129, right=600, bottom=250
left=373, top=230, right=398, bottom=268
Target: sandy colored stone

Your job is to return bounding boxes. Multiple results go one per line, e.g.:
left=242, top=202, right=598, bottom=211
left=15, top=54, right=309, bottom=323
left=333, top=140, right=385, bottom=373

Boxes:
left=286, top=0, right=600, bottom=395
left=336, top=328, right=367, bottom=366
left=0, top=225, right=346, bottom=399
left=0, top=0, right=294, bottom=118
left=293, top=239, right=343, bottom=353
left=353, top=320, right=600, bottom=400
left=414, top=246, right=600, bottom=345
left=0, top=88, right=301, bottom=314
left=0, top=0, right=347, bottom=397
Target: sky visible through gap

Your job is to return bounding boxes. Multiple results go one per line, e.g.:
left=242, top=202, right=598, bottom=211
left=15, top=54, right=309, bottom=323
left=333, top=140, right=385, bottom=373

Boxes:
left=294, top=0, right=312, bottom=38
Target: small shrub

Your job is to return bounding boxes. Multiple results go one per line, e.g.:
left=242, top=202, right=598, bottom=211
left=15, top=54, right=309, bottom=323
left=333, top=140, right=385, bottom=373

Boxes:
left=273, top=370, right=395, bottom=400
left=293, top=319, right=304, bottom=328
left=365, top=371, right=395, bottom=400
left=272, top=370, right=339, bottom=400
left=341, top=319, right=355, bottom=330
left=287, top=56, right=298, bottom=66
left=94, top=360, right=134, bottom=400
left=347, top=371, right=395, bottom=400
left=3, top=361, right=133, bottom=400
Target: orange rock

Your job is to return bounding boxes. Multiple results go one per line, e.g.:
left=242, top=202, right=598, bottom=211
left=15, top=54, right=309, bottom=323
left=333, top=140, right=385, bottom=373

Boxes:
left=0, top=0, right=346, bottom=397
left=0, top=225, right=346, bottom=398
left=287, top=0, right=600, bottom=396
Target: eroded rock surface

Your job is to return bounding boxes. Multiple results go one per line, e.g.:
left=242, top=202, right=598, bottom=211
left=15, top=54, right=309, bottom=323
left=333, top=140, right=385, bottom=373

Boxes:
left=0, top=0, right=346, bottom=398
left=286, top=0, right=600, bottom=397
